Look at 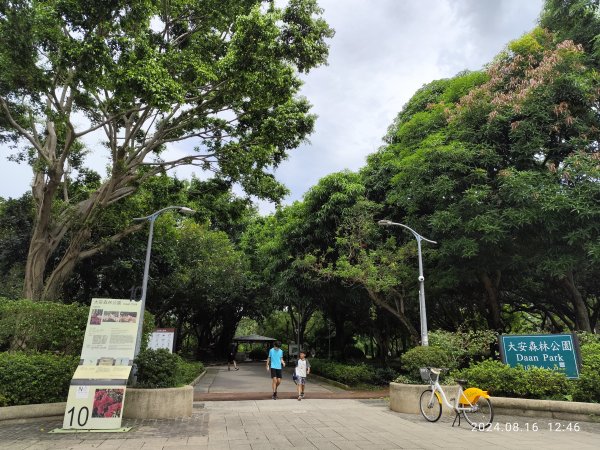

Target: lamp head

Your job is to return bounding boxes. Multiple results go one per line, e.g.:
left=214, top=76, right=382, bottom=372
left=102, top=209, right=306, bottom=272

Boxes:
left=178, top=207, right=195, bottom=215
left=378, top=219, right=393, bottom=226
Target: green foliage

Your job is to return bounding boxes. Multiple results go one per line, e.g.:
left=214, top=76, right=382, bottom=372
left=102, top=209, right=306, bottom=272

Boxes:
left=372, top=367, right=399, bottom=385
left=428, top=328, right=497, bottom=367
left=577, top=332, right=600, bottom=346
left=393, top=374, right=420, bottom=384
left=175, top=359, right=205, bottom=386
left=454, top=359, right=569, bottom=399
left=0, top=0, right=334, bottom=302
left=0, top=298, right=88, bottom=354
left=310, top=359, right=381, bottom=386
left=401, top=346, right=455, bottom=378
left=0, top=352, right=78, bottom=406
left=133, top=349, right=203, bottom=389
left=248, top=348, right=268, bottom=360
left=571, top=343, right=600, bottom=402
left=0, top=297, right=155, bottom=354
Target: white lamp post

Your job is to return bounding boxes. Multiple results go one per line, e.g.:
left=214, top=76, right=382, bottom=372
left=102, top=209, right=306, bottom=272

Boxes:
left=377, top=219, right=437, bottom=346
left=132, top=206, right=195, bottom=359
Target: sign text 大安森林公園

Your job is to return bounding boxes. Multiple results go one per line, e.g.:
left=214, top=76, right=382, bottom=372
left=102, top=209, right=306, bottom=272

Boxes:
left=499, top=334, right=581, bottom=379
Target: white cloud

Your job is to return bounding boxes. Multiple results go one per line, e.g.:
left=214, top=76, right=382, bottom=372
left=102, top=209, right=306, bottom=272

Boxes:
left=0, top=0, right=543, bottom=215
left=269, top=0, right=543, bottom=213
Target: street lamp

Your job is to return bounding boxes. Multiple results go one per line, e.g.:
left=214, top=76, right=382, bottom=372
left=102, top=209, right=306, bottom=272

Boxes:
left=132, top=206, right=195, bottom=360
left=377, top=219, right=437, bottom=346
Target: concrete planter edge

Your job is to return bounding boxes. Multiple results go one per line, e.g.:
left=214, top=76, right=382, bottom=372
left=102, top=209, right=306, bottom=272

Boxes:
left=389, top=382, right=600, bottom=423
left=0, top=385, right=194, bottom=422
left=123, top=385, right=193, bottom=419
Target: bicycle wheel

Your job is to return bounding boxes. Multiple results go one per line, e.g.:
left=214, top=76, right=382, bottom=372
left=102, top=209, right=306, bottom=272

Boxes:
left=419, top=389, right=442, bottom=422
left=463, top=397, right=493, bottom=429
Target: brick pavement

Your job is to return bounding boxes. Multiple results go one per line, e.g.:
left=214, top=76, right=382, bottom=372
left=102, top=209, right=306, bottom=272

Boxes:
left=1, top=399, right=600, bottom=449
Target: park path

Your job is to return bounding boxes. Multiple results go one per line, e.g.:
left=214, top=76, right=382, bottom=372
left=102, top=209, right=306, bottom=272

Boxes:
left=2, top=399, right=600, bottom=449
left=193, top=362, right=388, bottom=401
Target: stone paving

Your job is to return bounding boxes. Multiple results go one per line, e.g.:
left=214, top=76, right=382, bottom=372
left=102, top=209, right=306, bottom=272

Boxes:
left=1, top=365, right=599, bottom=449
left=194, top=363, right=387, bottom=402
left=1, top=399, right=600, bottom=449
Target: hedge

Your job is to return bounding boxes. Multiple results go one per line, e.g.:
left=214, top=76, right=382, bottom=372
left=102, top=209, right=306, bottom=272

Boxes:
left=401, top=346, right=455, bottom=378
left=571, top=342, right=600, bottom=403
left=0, top=352, right=79, bottom=406
left=0, top=298, right=88, bottom=355
left=0, top=297, right=155, bottom=355
left=453, top=359, right=570, bottom=400
left=309, top=359, right=396, bottom=386
left=134, top=348, right=204, bottom=388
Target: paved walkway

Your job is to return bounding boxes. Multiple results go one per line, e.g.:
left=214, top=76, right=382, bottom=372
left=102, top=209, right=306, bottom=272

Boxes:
left=1, top=399, right=599, bottom=449
left=194, top=363, right=387, bottom=401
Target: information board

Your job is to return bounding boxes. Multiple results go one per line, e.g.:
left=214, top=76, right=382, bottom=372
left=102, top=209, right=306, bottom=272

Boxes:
left=62, top=298, right=142, bottom=430
left=62, top=384, right=127, bottom=430
left=148, top=328, right=175, bottom=352
left=499, top=333, right=581, bottom=379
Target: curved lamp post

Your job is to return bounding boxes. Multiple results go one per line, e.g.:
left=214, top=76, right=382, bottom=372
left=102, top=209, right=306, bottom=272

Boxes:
left=377, top=219, right=437, bottom=346
left=132, top=206, right=195, bottom=359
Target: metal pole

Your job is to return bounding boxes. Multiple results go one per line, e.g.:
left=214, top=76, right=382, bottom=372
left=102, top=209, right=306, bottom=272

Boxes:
left=132, top=206, right=195, bottom=366
left=416, top=237, right=429, bottom=346
left=377, top=220, right=436, bottom=347
left=134, top=215, right=156, bottom=359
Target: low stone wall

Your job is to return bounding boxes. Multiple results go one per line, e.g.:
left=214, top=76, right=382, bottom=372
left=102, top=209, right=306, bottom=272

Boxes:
left=390, top=383, right=600, bottom=423
left=123, top=385, right=193, bottom=419
left=0, top=402, right=66, bottom=421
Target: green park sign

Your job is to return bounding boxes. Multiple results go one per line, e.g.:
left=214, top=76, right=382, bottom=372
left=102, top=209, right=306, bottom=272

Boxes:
left=499, top=334, right=581, bottom=379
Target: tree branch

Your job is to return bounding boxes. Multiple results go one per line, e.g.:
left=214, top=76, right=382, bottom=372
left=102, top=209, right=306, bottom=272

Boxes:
left=79, top=223, right=146, bottom=260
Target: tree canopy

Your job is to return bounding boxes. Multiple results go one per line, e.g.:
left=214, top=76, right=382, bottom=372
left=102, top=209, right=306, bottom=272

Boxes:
left=0, top=0, right=333, bottom=300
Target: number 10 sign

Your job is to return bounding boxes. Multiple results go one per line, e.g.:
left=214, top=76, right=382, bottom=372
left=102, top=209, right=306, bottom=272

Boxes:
left=63, top=384, right=127, bottom=430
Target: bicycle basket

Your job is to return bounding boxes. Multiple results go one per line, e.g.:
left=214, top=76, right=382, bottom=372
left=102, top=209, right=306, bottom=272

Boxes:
left=419, top=368, right=431, bottom=382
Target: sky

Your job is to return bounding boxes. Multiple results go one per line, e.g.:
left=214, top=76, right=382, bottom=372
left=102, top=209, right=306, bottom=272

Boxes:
left=0, top=0, right=544, bottom=214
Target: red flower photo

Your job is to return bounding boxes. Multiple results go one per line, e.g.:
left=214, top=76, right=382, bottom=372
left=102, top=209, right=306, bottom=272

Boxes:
left=92, top=388, right=124, bottom=418
left=89, top=309, right=103, bottom=325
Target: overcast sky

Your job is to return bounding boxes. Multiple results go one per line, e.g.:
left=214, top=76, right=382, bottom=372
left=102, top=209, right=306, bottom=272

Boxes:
left=0, top=0, right=543, bottom=213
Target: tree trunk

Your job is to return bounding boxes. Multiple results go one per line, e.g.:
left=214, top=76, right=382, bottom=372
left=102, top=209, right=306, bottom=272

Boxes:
left=562, top=271, right=592, bottom=332
left=479, top=271, right=502, bottom=331
left=42, top=226, right=92, bottom=300
left=366, top=288, right=419, bottom=343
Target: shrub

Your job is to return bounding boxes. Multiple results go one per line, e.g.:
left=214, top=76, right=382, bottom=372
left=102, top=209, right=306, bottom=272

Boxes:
left=0, top=352, right=78, bottom=405
left=175, top=359, right=205, bottom=386
left=454, top=359, right=569, bottom=399
left=0, top=298, right=155, bottom=355
left=428, top=328, right=497, bottom=367
left=401, top=346, right=454, bottom=378
left=0, top=298, right=88, bottom=354
left=310, top=359, right=376, bottom=386
left=248, top=348, right=268, bottom=361
left=571, top=342, right=600, bottom=403
left=452, top=359, right=518, bottom=396
left=372, top=367, right=399, bottom=385
left=576, top=332, right=600, bottom=347
left=516, top=367, right=569, bottom=399
left=134, top=348, right=204, bottom=388
left=393, top=374, right=420, bottom=384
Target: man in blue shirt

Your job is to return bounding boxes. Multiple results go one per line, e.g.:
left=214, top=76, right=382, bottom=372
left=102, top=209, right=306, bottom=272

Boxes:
left=266, top=341, right=285, bottom=399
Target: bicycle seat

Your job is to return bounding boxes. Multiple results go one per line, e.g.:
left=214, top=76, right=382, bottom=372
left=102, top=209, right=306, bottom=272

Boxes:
left=456, top=379, right=468, bottom=387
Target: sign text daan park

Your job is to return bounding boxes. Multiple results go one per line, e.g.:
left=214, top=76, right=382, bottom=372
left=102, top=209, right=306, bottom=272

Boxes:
left=499, top=333, right=581, bottom=379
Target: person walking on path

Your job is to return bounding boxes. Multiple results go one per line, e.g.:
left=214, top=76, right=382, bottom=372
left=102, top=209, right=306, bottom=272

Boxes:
left=228, top=343, right=239, bottom=371
left=295, top=351, right=311, bottom=400
left=266, top=341, right=285, bottom=399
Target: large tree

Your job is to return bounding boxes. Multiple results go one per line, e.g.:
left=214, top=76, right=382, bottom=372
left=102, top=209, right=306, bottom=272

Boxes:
left=0, top=0, right=333, bottom=300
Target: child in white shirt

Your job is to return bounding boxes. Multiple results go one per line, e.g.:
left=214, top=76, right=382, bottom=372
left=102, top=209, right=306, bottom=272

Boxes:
left=295, top=351, right=311, bottom=400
